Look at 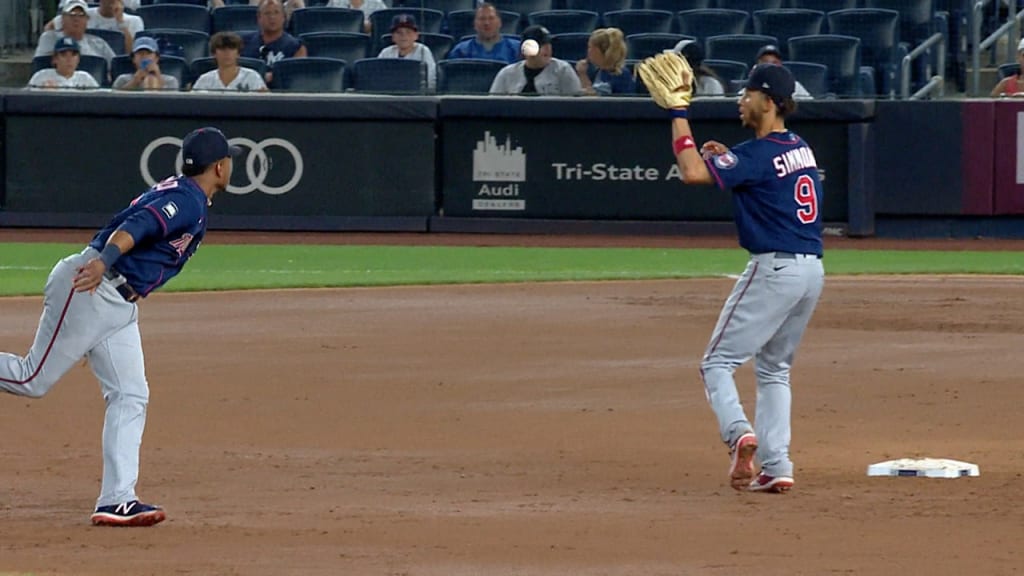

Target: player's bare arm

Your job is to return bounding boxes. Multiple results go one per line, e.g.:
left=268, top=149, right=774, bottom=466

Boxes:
left=672, top=117, right=714, bottom=185
left=73, top=230, right=136, bottom=292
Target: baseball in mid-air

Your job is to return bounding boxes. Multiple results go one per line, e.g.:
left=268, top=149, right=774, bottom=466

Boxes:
left=521, top=39, right=539, bottom=57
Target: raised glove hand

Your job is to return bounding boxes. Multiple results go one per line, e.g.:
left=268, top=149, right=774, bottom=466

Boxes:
left=636, top=51, right=694, bottom=110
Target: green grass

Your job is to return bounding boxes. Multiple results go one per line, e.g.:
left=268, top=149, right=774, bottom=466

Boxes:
left=0, top=243, right=1020, bottom=297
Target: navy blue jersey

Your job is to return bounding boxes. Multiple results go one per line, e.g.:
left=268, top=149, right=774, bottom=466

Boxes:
left=593, top=68, right=636, bottom=95
left=240, top=31, right=303, bottom=66
left=88, top=176, right=208, bottom=297
left=705, top=131, right=823, bottom=256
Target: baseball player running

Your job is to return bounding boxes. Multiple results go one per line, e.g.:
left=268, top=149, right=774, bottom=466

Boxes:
left=637, top=57, right=824, bottom=493
left=0, top=127, right=239, bottom=525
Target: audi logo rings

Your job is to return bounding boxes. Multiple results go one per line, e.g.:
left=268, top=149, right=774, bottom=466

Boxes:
left=139, top=136, right=304, bottom=195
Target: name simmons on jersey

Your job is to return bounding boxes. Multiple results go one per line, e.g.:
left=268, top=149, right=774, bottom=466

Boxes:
left=772, top=146, right=818, bottom=179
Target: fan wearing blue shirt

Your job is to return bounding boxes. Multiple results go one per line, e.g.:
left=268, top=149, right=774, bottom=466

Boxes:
left=447, top=2, right=520, bottom=64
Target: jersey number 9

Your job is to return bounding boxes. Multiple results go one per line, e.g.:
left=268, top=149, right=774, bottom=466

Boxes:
left=794, top=174, right=818, bottom=224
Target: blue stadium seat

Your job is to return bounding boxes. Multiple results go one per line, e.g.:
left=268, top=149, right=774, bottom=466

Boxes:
left=644, top=0, right=711, bottom=10
left=677, top=9, right=749, bottom=45
left=272, top=57, right=347, bottom=92
left=110, top=53, right=187, bottom=88
left=788, top=34, right=861, bottom=96
left=491, top=0, right=553, bottom=30
left=436, top=58, right=506, bottom=93
left=211, top=6, right=259, bottom=35
left=446, top=10, right=520, bottom=40
left=563, top=0, right=633, bottom=17
left=289, top=7, right=365, bottom=36
left=550, top=32, right=591, bottom=61
left=715, top=0, right=782, bottom=12
left=88, top=28, right=126, bottom=55
left=190, top=56, right=267, bottom=81
left=136, top=29, right=211, bottom=65
left=350, top=57, right=426, bottom=93
left=136, top=5, right=211, bottom=34
left=826, top=8, right=900, bottom=95
left=784, top=60, right=828, bottom=97
left=301, top=32, right=370, bottom=62
left=151, top=0, right=207, bottom=6
left=865, top=0, right=935, bottom=46
left=378, top=32, right=455, bottom=61
left=625, top=32, right=692, bottom=59
left=528, top=10, right=599, bottom=35
left=787, top=0, right=856, bottom=11
left=705, top=33, right=778, bottom=67
left=395, top=0, right=476, bottom=12
left=702, top=58, right=747, bottom=88
left=752, top=9, right=823, bottom=60
left=602, top=10, right=674, bottom=36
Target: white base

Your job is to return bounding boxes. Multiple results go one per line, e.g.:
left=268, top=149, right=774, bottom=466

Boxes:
left=866, top=458, right=980, bottom=478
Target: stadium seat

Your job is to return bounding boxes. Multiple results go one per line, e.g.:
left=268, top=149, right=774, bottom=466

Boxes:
left=550, top=32, right=591, bottom=61
left=625, top=33, right=692, bottom=59
left=563, top=0, right=633, bottom=16
left=446, top=10, right=520, bottom=40
left=272, top=56, right=346, bottom=92
left=136, top=29, right=211, bottom=65
left=677, top=9, right=749, bottom=45
left=865, top=0, right=936, bottom=46
left=151, top=0, right=207, bottom=6
left=826, top=8, right=900, bottom=96
left=714, top=0, right=782, bottom=12
left=788, top=34, right=861, bottom=96
left=110, top=53, right=187, bottom=88
left=752, top=9, right=823, bottom=60
left=88, top=28, right=126, bottom=55
left=211, top=6, right=259, bottom=35
left=602, top=10, right=674, bottom=36
left=395, top=0, right=476, bottom=12
left=136, top=5, right=211, bottom=34
left=787, top=0, right=856, bottom=11
left=289, top=7, right=365, bottom=36
left=436, top=58, right=506, bottom=93
left=378, top=32, right=455, bottom=61
left=490, top=0, right=553, bottom=30
left=705, top=34, right=778, bottom=67
left=702, top=58, right=747, bottom=88
left=300, top=32, right=370, bottom=62
left=784, top=60, right=829, bottom=97
left=190, top=56, right=267, bottom=81
left=644, top=0, right=711, bottom=11
left=527, top=10, right=599, bottom=35
left=350, top=57, right=427, bottom=93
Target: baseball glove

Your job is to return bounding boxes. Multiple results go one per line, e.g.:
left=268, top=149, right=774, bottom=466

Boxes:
left=636, top=52, right=694, bottom=110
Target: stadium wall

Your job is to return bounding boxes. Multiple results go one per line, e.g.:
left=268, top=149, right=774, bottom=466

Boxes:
left=0, top=91, right=1016, bottom=238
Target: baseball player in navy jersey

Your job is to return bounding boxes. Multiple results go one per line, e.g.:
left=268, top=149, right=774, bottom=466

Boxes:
left=638, top=57, right=824, bottom=493
left=0, top=127, right=240, bottom=525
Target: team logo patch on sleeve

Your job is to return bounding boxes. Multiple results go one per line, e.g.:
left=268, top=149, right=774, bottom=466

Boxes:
left=714, top=152, right=738, bottom=170
left=161, top=202, right=178, bottom=219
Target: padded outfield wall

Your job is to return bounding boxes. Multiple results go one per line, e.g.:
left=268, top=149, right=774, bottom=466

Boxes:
left=0, top=91, right=1015, bottom=237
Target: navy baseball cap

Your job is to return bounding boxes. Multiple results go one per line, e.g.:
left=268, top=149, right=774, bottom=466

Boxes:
left=391, top=13, right=418, bottom=31
left=745, top=63, right=795, bottom=104
left=756, top=44, right=782, bottom=60
left=132, top=36, right=159, bottom=54
left=521, top=25, right=551, bottom=45
left=182, top=127, right=242, bottom=168
left=54, top=36, right=80, bottom=54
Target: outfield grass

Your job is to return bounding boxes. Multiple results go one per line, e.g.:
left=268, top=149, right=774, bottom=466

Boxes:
left=0, top=243, right=1020, bottom=297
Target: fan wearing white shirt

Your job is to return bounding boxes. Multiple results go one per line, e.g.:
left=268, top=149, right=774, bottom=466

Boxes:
left=47, top=0, right=144, bottom=55
left=377, top=14, right=436, bottom=92
left=27, top=36, right=100, bottom=90
left=35, top=0, right=117, bottom=67
left=191, top=32, right=268, bottom=92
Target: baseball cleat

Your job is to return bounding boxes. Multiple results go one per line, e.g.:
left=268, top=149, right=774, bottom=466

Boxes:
left=748, top=473, right=794, bottom=493
left=728, top=432, right=758, bottom=490
left=91, top=500, right=166, bottom=527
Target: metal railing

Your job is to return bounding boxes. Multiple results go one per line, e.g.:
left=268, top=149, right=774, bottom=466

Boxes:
left=971, top=0, right=1024, bottom=96
left=901, top=32, right=946, bottom=99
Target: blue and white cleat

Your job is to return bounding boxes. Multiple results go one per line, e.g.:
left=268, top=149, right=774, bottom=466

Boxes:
left=91, top=500, right=166, bottom=527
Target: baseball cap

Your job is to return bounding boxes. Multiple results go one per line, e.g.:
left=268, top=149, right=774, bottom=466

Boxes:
left=745, top=63, right=796, bottom=104
left=756, top=44, right=782, bottom=60
left=182, top=127, right=242, bottom=168
left=53, top=36, right=81, bottom=54
left=62, top=0, right=89, bottom=14
left=132, top=36, right=160, bottom=54
left=390, top=13, right=418, bottom=32
left=521, top=25, right=551, bottom=46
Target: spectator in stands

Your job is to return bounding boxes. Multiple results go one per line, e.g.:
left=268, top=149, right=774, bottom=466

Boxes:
left=113, top=36, right=179, bottom=91
left=377, top=14, right=436, bottom=92
left=991, top=38, right=1024, bottom=97
left=575, top=27, right=634, bottom=96
left=672, top=39, right=725, bottom=97
left=27, top=37, right=100, bottom=90
left=326, top=0, right=387, bottom=34
left=210, top=0, right=305, bottom=19
left=191, top=32, right=269, bottom=92
left=752, top=45, right=812, bottom=100
left=35, top=0, right=117, bottom=67
left=490, top=25, right=582, bottom=96
left=46, top=0, right=143, bottom=55
left=241, top=0, right=307, bottom=85
left=448, top=2, right=520, bottom=64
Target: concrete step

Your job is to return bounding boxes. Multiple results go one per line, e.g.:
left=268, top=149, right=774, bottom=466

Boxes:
left=0, top=49, right=34, bottom=89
